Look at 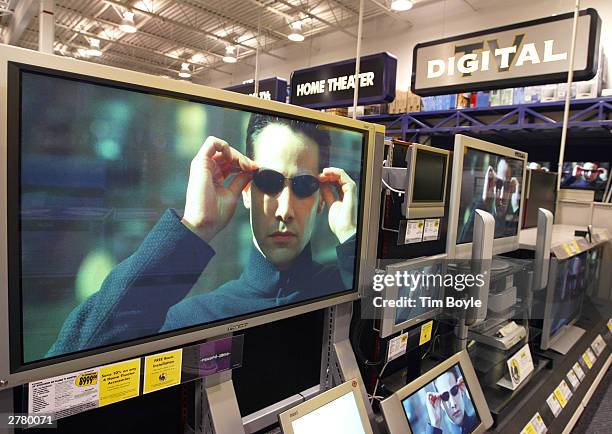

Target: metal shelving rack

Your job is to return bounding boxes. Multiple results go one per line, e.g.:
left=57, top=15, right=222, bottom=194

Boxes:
left=359, top=96, right=612, bottom=143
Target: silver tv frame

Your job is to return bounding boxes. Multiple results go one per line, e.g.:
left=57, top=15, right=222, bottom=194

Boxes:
left=446, top=134, right=527, bottom=259
left=379, top=254, right=447, bottom=338
left=380, top=350, right=493, bottom=434
left=402, top=144, right=450, bottom=219
left=540, top=253, right=586, bottom=351
left=0, top=44, right=383, bottom=388
left=277, top=377, right=374, bottom=434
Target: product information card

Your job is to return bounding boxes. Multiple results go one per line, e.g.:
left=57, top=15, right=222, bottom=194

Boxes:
left=566, top=369, right=580, bottom=391
left=547, top=393, right=563, bottom=416
left=387, top=332, right=408, bottom=362
left=497, top=344, right=534, bottom=390
left=573, top=362, right=586, bottom=381
left=591, top=334, right=606, bottom=356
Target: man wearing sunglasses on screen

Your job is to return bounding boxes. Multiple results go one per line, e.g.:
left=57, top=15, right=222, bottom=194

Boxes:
left=47, top=114, right=357, bottom=355
left=425, top=370, right=478, bottom=434
left=458, top=158, right=520, bottom=244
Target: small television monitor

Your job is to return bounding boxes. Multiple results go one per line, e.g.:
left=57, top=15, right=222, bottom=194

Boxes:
left=379, top=254, right=446, bottom=338
left=540, top=252, right=589, bottom=351
left=523, top=169, right=557, bottom=229
left=277, top=378, right=373, bottom=434
left=381, top=350, right=493, bottom=434
left=561, top=161, right=609, bottom=201
left=402, top=144, right=450, bottom=219
left=447, top=135, right=527, bottom=258
left=0, top=45, right=382, bottom=387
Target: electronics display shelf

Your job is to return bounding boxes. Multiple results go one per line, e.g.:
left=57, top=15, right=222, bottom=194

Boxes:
left=359, top=96, right=612, bottom=142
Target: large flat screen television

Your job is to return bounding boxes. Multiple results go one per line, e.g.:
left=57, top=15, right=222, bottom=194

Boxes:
left=447, top=135, right=527, bottom=258
left=0, top=45, right=383, bottom=387
left=381, top=350, right=493, bottom=434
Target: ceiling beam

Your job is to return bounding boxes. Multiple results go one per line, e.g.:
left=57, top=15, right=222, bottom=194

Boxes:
left=103, top=0, right=286, bottom=61
left=55, top=23, right=232, bottom=76
left=274, top=0, right=358, bottom=38
left=173, top=0, right=288, bottom=41
left=2, top=0, right=37, bottom=45
left=56, top=5, right=225, bottom=63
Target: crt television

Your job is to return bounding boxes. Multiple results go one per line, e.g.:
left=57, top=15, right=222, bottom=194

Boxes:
left=447, top=135, right=527, bottom=258
left=277, top=378, right=373, bottom=434
left=380, top=350, right=493, bottom=434
left=0, top=45, right=383, bottom=388
left=379, top=254, right=446, bottom=338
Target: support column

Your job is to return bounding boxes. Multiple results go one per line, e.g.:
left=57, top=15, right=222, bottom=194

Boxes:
left=39, top=0, right=55, bottom=54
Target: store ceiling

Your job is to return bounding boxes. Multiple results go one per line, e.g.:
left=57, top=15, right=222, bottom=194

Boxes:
left=0, top=0, right=500, bottom=82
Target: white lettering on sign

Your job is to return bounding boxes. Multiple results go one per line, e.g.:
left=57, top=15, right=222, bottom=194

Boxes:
left=249, top=90, right=272, bottom=100
left=296, top=72, right=375, bottom=96
left=426, top=39, right=568, bottom=79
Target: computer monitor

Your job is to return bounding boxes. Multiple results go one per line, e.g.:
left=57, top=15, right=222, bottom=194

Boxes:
left=523, top=169, right=557, bottom=229
left=447, top=135, right=527, bottom=258
left=0, top=45, right=383, bottom=387
left=379, top=254, right=446, bottom=338
left=540, top=252, right=588, bottom=351
left=277, top=378, right=373, bottom=434
left=402, top=144, right=450, bottom=219
left=381, top=350, right=493, bottom=434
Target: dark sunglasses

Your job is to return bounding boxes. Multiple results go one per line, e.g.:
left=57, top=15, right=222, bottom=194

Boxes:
left=252, top=169, right=320, bottom=198
left=440, top=385, right=460, bottom=402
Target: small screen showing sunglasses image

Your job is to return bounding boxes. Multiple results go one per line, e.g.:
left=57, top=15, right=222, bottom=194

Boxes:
left=401, top=364, right=481, bottom=433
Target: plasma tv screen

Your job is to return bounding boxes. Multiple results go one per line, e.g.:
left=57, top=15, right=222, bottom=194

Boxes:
left=10, top=67, right=367, bottom=366
left=549, top=253, right=587, bottom=338
left=457, top=148, right=524, bottom=244
left=401, top=364, right=481, bottom=433
left=561, top=162, right=609, bottom=201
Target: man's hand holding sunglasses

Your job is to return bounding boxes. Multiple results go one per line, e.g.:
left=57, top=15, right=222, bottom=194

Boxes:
left=182, top=137, right=258, bottom=242
left=319, top=167, right=357, bottom=244
left=426, top=376, right=466, bottom=429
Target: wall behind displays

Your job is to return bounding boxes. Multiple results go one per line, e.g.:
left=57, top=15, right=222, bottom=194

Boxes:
left=205, top=0, right=612, bottom=94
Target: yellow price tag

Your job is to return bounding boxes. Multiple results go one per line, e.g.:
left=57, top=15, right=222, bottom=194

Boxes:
left=521, top=422, right=537, bottom=434
left=570, top=240, right=581, bottom=253
left=582, top=353, right=593, bottom=369
left=99, top=358, right=141, bottom=407
left=144, top=349, right=182, bottom=394
left=554, top=388, right=567, bottom=408
left=420, top=320, right=433, bottom=346
left=607, top=319, right=612, bottom=332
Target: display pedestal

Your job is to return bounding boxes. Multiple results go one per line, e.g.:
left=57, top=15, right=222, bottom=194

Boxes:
left=549, top=325, right=586, bottom=355
left=197, top=302, right=377, bottom=434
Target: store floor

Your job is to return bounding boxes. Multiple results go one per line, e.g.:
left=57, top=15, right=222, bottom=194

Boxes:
left=571, top=368, right=612, bottom=433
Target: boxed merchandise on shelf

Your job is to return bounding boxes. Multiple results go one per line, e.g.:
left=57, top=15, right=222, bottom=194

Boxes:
left=347, top=106, right=364, bottom=117
left=456, top=93, right=470, bottom=109
left=325, top=107, right=349, bottom=117
left=475, top=91, right=490, bottom=107
left=490, top=89, right=513, bottom=106
left=524, top=86, right=542, bottom=103
left=512, top=87, right=525, bottom=105
left=389, top=90, right=421, bottom=113
left=540, top=84, right=557, bottom=102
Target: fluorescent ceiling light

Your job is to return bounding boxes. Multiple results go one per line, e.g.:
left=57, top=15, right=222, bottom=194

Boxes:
left=223, top=45, right=237, bottom=63
left=391, top=0, right=413, bottom=12
left=86, top=38, right=102, bottom=57
left=119, top=11, right=137, bottom=33
left=288, top=21, right=305, bottom=42
left=178, top=62, right=191, bottom=78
